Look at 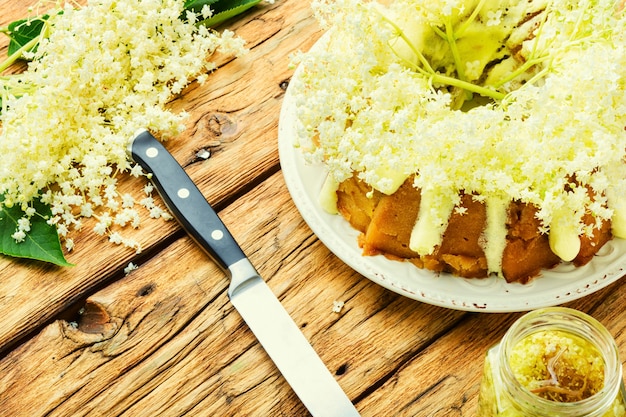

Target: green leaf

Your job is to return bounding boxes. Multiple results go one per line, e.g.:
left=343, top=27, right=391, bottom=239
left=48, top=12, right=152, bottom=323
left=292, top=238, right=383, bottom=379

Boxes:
left=6, top=15, right=52, bottom=57
left=198, top=0, right=262, bottom=28
left=184, top=0, right=221, bottom=11
left=0, top=196, right=73, bottom=267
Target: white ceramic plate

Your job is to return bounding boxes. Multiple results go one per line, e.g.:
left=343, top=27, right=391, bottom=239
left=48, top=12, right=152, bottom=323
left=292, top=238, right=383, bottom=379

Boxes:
left=278, top=56, right=626, bottom=313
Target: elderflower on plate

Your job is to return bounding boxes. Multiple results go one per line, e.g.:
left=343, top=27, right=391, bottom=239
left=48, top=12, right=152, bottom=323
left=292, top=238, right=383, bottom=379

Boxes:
left=277, top=0, right=626, bottom=308
left=291, top=0, right=626, bottom=250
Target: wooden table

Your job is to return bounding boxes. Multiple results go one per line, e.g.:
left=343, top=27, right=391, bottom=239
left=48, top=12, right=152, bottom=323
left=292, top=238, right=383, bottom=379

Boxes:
left=0, top=1, right=624, bottom=415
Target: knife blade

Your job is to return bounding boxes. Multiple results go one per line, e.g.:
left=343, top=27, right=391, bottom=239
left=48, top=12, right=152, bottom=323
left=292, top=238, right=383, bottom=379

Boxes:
left=128, top=130, right=360, bottom=417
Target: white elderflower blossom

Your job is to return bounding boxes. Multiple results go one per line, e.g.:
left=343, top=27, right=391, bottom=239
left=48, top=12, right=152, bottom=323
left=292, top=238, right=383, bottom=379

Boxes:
left=332, top=300, right=345, bottom=313
left=293, top=0, right=626, bottom=249
left=109, top=232, right=124, bottom=245
left=201, top=4, right=213, bottom=19
left=11, top=230, right=26, bottom=243
left=143, top=183, right=154, bottom=195
left=121, top=194, right=135, bottom=209
left=464, top=60, right=482, bottom=80
left=124, top=262, right=139, bottom=275
left=0, top=0, right=247, bottom=251
left=129, top=164, right=144, bottom=178
left=17, top=217, right=31, bottom=233
left=485, top=9, right=502, bottom=26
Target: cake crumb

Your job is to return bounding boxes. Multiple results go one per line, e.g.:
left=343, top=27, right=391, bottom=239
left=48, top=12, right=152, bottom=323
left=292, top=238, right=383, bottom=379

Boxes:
left=332, top=300, right=345, bottom=313
left=196, top=149, right=211, bottom=160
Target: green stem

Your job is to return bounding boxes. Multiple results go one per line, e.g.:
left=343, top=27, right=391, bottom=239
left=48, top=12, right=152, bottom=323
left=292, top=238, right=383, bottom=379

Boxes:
left=432, top=25, right=446, bottom=40
left=0, top=36, right=40, bottom=73
left=570, top=0, right=590, bottom=42
left=445, top=19, right=465, bottom=80
left=530, top=4, right=550, bottom=57
left=521, top=63, right=551, bottom=90
left=0, top=75, right=33, bottom=94
left=379, top=5, right=510, bottom=102
left=456, top=0, right=488, bottom=38
left=432, top=73, right=505, bottom=101
left=493, top=5, right=550, bottom=89
left=493, top=56, right=548, bottom=88
left=378, top=11, right=435, bottom=73
left=443, top=17, right=473, bottom=100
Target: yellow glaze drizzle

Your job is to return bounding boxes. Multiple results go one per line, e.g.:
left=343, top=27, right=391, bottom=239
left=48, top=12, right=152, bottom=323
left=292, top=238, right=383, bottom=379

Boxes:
left=549, top=207, right=582, bottom=262
left=372, top=166, right=406, bottom=196
left=483, top=197, right=509, bottom=276
left=319, top=174, right=340, bottom=215
left=409, top=189, right=455, bottom=255
left=320, top=181, right=587, bottom=275
left=606, top=189, right=626, bottom=239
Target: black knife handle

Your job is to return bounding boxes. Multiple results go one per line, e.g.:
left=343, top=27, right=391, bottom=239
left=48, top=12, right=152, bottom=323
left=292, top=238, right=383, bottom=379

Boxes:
left=129, top=130, right=246, bottom=272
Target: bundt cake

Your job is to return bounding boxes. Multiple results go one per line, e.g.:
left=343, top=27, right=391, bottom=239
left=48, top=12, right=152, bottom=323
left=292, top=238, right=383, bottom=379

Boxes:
left=291, top=0, right=626, bottom=283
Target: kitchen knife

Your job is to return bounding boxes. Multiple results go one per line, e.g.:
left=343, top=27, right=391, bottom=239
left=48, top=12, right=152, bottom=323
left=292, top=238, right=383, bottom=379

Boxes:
left=129, top=130, right=360, bottom=417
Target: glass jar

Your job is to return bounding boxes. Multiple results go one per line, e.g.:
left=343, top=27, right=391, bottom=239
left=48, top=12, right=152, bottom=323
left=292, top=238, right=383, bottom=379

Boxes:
left=477, top=307, right=626, bottom=417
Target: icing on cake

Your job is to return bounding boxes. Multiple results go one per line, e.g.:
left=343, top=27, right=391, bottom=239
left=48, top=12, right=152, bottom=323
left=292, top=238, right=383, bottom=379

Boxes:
left=291, top=0, right=626, bottom=279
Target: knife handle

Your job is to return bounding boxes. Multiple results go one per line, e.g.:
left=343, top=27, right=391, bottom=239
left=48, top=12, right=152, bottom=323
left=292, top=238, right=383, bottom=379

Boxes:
left=129, top=130, right=246, bottom=272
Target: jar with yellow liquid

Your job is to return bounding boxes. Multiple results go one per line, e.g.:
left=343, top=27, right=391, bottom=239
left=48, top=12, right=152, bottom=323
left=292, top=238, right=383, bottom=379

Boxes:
left=477, top=307, right=626, bottom=417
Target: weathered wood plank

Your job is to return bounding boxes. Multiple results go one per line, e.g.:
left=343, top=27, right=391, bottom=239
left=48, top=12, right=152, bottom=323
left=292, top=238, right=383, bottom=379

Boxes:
left=0, top=0, right=320, bottom=353
left=0, top=172, right=466, bottom=416
left=3, top=168, right=622, bottom=416
left=355, top=280, right=626, bottom=416
left=1, top=1, right=625, bottom=416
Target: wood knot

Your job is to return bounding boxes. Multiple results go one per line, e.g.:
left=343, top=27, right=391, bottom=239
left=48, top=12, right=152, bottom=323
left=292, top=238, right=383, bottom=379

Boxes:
left=207, top=113, right=238, bottom=139
left=136, top=283, right=155, bottom=297
left=77, top=300, right=114, bottom=335
left=335, top=363, right=348, bottom=376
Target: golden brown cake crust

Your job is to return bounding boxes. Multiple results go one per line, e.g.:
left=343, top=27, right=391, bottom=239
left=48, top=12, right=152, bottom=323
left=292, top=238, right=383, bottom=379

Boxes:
left=336, top=175, right=382, bottom=233
left=501, top=202, right=561, bottom=284
left=362, top=177, right=421, bottom=259
left=336, top=177, right=612, bottom=283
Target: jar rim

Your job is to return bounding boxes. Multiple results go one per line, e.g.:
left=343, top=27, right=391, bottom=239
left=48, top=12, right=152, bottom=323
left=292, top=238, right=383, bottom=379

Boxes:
left=498, top=307, right=622, bottom=416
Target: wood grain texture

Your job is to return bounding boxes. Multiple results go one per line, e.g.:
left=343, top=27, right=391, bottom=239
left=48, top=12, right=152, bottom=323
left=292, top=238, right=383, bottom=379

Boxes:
left=2, top=169, right=624, bottom=416
left=0, top=172, right=461, bottom=415
left=0, top=0, right=320, bottom=354
left=0, top=1, right=625, bottom=416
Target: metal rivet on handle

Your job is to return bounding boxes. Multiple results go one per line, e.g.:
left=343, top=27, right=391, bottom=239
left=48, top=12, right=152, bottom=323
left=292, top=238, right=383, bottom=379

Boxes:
left=177, top=188, right=190, bottom=199
left=211, top=230, right=224, bottom=241
left=146, top=147, right=159, bottom=158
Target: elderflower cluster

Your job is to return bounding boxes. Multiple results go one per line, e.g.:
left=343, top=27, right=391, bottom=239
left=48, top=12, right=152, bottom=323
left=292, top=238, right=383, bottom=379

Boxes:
left=293, top=0, right=626, bottom=237
left=0, top=0, right=247, bottom=251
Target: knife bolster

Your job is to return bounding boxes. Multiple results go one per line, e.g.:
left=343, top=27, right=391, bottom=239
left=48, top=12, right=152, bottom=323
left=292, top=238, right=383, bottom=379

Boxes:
left=228, top=258, right=262, bottom=298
